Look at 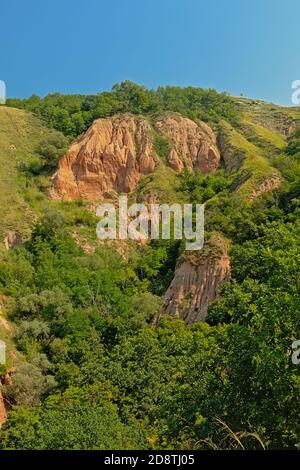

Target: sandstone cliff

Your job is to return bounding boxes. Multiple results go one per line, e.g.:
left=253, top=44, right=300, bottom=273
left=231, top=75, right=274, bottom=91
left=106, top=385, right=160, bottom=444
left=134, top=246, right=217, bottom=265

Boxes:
left=0, top=389, right=7, bottom=426
left=161, top=236, right=231, bottom=323
left=154, top=114, right=220, bottom=172
left=0, top=371, right=13, bottom=427
left=51, top=115, right=158, bottom=200
left=51, top=114, right=221, bottom=200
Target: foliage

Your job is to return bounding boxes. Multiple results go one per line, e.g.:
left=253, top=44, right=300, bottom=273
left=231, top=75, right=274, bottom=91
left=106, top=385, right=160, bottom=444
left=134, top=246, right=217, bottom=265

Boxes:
left=1, top=183, right=299, bottom=449
left=7, top=82, right=238, bottom=137
left=286, top=126, right=300, bottom=156
left=1, top=87, right=300, bottom=451
left=180, top=169, right=233, bottom=204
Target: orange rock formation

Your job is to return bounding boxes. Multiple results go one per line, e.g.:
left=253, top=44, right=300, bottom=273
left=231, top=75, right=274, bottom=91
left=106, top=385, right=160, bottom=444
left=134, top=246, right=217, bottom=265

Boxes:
left=51, top=114, right=220, bottom=200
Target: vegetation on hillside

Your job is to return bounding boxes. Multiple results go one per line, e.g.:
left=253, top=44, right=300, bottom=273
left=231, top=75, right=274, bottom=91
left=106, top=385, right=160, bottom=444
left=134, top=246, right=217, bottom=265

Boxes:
left=7, top=81, right=238, bottom=137
left=0, top=175, right=299, bottom=449
left=0, top=85, right=300, bottom=450
left=0, top=106, right=69, bottom=240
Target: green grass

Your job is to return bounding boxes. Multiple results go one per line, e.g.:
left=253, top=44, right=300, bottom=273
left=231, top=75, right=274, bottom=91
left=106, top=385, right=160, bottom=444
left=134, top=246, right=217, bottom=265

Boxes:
left=0, top=106, right=102, bottom=250
left=234, top=97, right=300, bottom=134
left=220, top=121, right=280, bottom=200
left=135, top=161, right=187, bottom=204
left=0, top=106, right=67, bottom=240
left=278, top=105, right=300, bottom=122
left=242, top=117, right=286, bottom=149
left=152, top=132, right=171, bottom=163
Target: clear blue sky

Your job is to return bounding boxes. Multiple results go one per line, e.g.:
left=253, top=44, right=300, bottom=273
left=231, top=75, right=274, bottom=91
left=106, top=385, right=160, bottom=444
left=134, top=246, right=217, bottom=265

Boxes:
left=1, top=0, right=299, bottom=104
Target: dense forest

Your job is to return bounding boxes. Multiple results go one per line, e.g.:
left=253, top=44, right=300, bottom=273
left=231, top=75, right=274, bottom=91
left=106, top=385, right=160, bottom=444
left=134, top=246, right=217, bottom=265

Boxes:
left=0, top=83, right=299, bottom=450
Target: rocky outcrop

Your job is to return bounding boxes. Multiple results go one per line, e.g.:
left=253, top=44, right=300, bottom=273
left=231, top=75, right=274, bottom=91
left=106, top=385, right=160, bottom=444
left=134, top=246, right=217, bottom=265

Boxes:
left=51, top=115, right=158, bottom=200
left=161, top=236, right=231, bottom=323
left=253, top=113, right=295, bottom=137
left=0, top=370, right=13, bottom=427
left=51, top=114, right=221, bottom=201
left=154, top=115, right=220, bottom=173
left=0, top=389, right=6, bottom=426
left=249, top=175, right=282, bottom=200
left=4, top=231, right=24, bottom=250
left=217, top=128, right=245, bottom=171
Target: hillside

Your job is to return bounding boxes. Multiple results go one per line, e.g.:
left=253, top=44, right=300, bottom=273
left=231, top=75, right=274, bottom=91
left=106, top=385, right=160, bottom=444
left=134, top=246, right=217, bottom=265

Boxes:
left=0, top=107, right=45, bottom=241
left=0, top=106, right=69, bottom=242
left=0, top=84, right=300, bottom=450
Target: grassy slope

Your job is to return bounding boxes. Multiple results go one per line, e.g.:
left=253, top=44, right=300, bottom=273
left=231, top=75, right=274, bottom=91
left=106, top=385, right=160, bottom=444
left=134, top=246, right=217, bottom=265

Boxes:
left=135, top=162, right=187, bottom=204
left=0, top=106, right=102, bottom=247
left=234, top=97, right=300, bottom=124
left=0, top=106, right=37, bottom=239
left=241, top=117, right=286, bottom=149
left=219, top=120, right=280, bottom=199
left=0, top=106, right=65, bottom=239
left=220, top=98, right=300, bottom=200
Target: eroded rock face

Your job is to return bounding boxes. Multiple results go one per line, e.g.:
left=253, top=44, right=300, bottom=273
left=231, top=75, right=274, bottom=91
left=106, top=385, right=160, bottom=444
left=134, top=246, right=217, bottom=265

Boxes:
left=0, top=390, right=6, bottom=426
left=154, top=115, right=221, bottom=173
left=161, top=238, right=231, bottom=323
left=249, top=175, right=282, bottom=200
left=51, top=114, right=221, bottom=200
left=4, top=231, right=24, bottom=250
left=51, top=115, right=158, bottom=200
left=217, top=130, right=245, bottom=171
left=0, top=371, right=13, bottom=427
